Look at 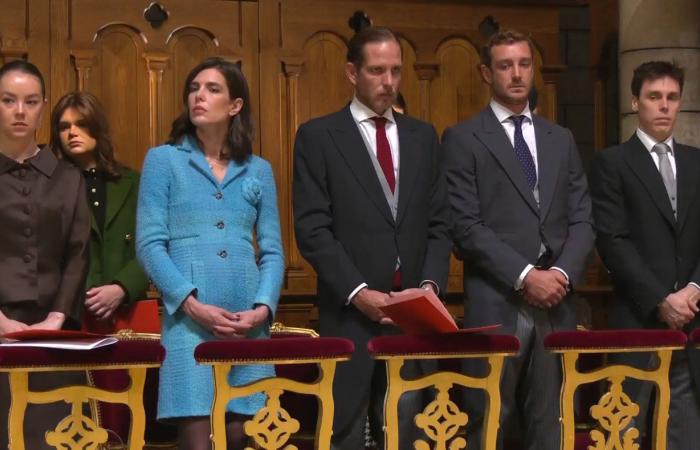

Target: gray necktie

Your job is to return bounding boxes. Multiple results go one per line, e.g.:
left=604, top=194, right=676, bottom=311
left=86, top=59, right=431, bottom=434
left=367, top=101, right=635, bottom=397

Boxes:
left=652, top=142, right=677, bottom=217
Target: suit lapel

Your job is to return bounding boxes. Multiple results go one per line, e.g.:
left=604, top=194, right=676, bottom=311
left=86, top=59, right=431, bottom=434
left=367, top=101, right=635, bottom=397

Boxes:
left=328, top=108, right=395, bottom=225
left=675, top=143, right=698, bottom=233
left=623, top=135, right=676, bottom=228
left=534, top=117, right=560, bottom=221
left=104, top=170, right=135, bottom=230
left=474, top=109, right=539, bottom=215
left=396, top=114, right=419, bottom=226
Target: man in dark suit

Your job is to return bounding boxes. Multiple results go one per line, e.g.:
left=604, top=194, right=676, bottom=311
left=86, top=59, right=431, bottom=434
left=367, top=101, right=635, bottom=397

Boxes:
left=442, top=30, right=594, bottom=450
left=292, top=26, right=451, bottom=449
left=590, top=61, right=700, bottom=450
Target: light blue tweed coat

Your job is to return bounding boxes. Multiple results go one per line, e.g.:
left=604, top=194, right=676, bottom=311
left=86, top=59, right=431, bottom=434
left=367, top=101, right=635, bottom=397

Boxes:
left=136, top=135, right=284, bottom=419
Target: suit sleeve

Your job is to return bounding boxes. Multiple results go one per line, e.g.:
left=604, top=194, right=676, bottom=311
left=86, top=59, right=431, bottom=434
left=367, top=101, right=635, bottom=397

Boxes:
left=420, top=127, right=452, bottom=292
left=443, top=126, right=531, bottom=288
left=292, top=124, right=366, bottom=303
left=590, top=151, right=668, bottom=320
left=252, top=162, right=285, bottom=317
left=550, top=129, right=595, bottom=287
left=53, top=173, right=90, bottom=319
left=136, top=148, right=197, bottom=316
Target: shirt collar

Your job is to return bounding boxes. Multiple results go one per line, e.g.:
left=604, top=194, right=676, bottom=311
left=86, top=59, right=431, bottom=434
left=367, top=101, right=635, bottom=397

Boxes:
left=349, top=95, right=395, bottom=125
left=0, top=145, right=56, bottom=176
left=490, top=99, right=533, bottom=125
left=636, top=128, right=674, bottom=155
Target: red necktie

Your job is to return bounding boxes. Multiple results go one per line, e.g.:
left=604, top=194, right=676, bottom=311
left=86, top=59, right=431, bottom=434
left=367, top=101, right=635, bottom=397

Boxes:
left=371, top=116, right=395, bottom=193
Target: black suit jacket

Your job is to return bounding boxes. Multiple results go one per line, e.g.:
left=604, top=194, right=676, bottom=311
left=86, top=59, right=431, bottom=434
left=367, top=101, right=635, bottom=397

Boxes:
left=443, top=107, right=594, bottom=333
left=292, top=105, right=451, bottom=335
left=591, top=134, right=700, bottom=396
left=591, top=134, right=700, bottom=326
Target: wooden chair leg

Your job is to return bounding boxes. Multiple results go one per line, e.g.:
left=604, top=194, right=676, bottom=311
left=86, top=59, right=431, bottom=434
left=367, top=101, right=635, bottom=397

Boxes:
left=7, top=372, right=29, bottom=450
left=316, top=360, right=337, bottom=450
left=210, top=365, right=231, bottom=450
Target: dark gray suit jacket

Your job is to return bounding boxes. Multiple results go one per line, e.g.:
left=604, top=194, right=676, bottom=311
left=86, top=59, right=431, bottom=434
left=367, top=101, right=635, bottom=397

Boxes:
left=293, top=105, right=451, bottom=334
left=443, top=106, right=594, bottom=333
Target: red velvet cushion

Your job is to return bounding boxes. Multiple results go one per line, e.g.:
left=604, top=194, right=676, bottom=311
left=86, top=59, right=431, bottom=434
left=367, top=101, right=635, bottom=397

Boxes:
left=544, top=329, right=687, bottom=351
left=690, top=328, right=700, bottom=346
left=194, top=337, right=354, bottom=362
left=367, top=333, right=519, bottom=357
left=0, top=340, right=165, bottom=368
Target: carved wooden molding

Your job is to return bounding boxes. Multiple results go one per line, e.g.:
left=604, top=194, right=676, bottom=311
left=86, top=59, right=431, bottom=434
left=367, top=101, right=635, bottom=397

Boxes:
left=70, top=49, right=97, bottom=91
left=0, top=37, right=28, bottom=60
left=144, top=52, right=170, bottom=147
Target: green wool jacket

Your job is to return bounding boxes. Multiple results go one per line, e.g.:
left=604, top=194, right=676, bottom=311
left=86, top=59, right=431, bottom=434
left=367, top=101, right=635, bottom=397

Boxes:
left=86, top=167, right=148, bottom=302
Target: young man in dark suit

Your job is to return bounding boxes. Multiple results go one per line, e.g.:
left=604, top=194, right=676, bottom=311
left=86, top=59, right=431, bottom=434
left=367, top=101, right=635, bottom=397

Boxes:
left=292, top=26, right=451, bottom=450
left=590, top=61, right=700, bottom=450
left=442, top=30, right=594, bottom=450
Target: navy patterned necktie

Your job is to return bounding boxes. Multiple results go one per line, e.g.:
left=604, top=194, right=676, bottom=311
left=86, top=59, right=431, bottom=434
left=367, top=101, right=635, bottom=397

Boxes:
left=510, top=115, right=537, bottom=190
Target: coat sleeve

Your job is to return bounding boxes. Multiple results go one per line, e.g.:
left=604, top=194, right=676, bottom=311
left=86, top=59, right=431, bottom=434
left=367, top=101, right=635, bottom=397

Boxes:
left=292, top=124, right=366, bottom=303
left=420, top=126, right=452, bottom=292
left=590, top=150, right=668, bottom=320
left=53, top=173, right=91, bottom=320
left=550, top=128, right=595, bottom=287
left=252, top=161, right=285, bottom=317
left=136, top=148, right=197, bottom=316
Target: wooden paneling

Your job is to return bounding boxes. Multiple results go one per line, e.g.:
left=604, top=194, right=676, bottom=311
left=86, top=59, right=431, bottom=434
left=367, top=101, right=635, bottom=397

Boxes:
left=0, top=0, right=577, bottom=320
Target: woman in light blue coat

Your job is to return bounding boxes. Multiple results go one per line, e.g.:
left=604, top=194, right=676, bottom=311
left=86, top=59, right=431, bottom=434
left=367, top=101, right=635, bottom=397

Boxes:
left=136, top=57, right=284, bottom=449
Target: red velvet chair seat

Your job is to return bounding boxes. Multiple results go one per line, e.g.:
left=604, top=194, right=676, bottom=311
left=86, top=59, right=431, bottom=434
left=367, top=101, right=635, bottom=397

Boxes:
left=367, top=332, right=520, bottom=357
left=690, top=328, right=700, bottom=346
left=0, top=339, right=165, bottom=368
left=194, top=336, right=354, bottom=362
left=544, top=329, right=688, bottom=352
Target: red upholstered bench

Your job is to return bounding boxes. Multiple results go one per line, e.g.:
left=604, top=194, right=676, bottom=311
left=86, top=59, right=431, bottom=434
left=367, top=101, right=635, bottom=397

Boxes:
left=195, top=336, right=354, bottom=450
left=544, top=329, right=687, bottom=450
left=0, top=338, right=165, bottom=450
left=368, top=332, right=520, bottom=450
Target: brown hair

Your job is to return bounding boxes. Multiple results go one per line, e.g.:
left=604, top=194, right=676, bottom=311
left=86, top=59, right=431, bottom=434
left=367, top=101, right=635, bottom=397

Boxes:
left=168, top=57, right=254, bottom=163
left=50, top=91, right=121, bottom=180
left=0, top=60, right=46, bottom=98
left=480, top=30, right=535, bottom=67
left=631, top=61, right=684, bottom=98
left=346, top=26, right=402, bottom=68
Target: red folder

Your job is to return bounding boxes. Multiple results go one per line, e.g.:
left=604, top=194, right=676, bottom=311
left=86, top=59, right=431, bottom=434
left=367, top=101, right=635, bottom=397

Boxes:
left=379, top=289, right=458, bottom=335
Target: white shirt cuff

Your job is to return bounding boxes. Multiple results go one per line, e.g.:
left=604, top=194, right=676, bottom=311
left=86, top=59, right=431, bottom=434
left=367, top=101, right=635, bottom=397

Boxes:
left=420, top=280, right=439, bottom=295
left=688, top=282, right=700, bottom=293
left=347, top=283, right=368, bottom=305
left=515, top=264, right=534, bottom=290
left=550, top=266, right=570, bottom=284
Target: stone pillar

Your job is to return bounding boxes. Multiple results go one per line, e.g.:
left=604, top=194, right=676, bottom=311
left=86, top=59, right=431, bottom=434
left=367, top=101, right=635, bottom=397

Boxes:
left=619, top=0, right=700, bottom=146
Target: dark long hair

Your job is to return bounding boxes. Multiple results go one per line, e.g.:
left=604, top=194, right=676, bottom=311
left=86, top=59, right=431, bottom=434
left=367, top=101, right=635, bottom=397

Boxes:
left=50, top=91, right=121, bottom=180
left=168, top=57, right=253, bottom=162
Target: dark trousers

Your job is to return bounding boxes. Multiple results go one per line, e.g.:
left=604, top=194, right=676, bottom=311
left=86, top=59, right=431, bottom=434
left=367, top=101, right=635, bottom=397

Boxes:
left=464, top=304, right=562, bottom=450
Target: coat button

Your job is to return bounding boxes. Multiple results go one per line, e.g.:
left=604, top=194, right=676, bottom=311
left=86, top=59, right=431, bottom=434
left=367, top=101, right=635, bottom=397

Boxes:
left=23, top=227, right=32, bottom=237
left=18, top=168, right=27, bottom=178
left=23, top=254, right=32, bottom=263
left=216, top=221, right=225, bottom=229
left=124, top=234, right=133, bottom=243
left=215, top=192, right=223, bottom=200
left=23, top=205, right=32, bottom=215
left=22, top=187, right=31, bottom=196
left=218, top=250, right=228, bottom=258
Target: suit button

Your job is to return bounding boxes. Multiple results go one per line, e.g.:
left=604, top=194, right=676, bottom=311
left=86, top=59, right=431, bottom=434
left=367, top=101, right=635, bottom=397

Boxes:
left=23, top=227, right=32, bottom=237
left=124, top=233, right=133, bottom=243
left=215, top=192, right=223, bottom=200
left=23, top=254, right=32, bottom=263
left=218, top=250, right=227, bottom=258
left=22, top=187, right=31, bottom=196
left=23, top=205, right=31, bottom=215
left=216, top=221, right=225, bottom=229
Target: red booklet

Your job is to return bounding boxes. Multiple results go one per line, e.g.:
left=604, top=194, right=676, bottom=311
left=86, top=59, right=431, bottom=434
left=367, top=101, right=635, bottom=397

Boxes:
left=1, top=329, right=117, bottom=350
left=379, top=290, right=501, bottom=336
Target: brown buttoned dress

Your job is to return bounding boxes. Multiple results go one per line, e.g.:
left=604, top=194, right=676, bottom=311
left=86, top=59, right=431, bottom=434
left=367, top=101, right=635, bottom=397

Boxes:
left=0, top=146, right=90, bottom=449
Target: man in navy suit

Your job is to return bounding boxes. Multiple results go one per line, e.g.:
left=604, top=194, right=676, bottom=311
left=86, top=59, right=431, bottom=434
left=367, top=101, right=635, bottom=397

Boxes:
left=443, top=30, right=594, bottom=450
left=591, top=61, right=700, bottom=450
left=292, top=26, right=451, bottom=449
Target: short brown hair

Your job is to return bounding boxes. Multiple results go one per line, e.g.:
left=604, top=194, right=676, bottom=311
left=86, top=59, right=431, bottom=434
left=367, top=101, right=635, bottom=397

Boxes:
left=50, top=91, right=121, bottom=180
left=346, top=26, right=402, bottom=68
left=631, top=61, right=684, bottom=98
left=481, top=30, right=535, bottom=67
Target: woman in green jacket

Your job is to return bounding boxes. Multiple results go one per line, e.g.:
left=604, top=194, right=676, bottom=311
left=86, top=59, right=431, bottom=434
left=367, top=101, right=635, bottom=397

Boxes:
left=50, top=91, right=148, bottom=320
